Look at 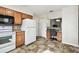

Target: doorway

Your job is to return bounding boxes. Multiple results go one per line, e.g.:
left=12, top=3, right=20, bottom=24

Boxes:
left=47, top=18, right=62, bottom=42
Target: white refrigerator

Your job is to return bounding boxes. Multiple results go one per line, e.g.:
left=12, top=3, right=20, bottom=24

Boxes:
left=21, top=19, right=36, bottom=45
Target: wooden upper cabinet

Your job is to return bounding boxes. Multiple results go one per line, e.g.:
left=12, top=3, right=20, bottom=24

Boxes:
left=0, top=7, right=6, bottom=15
left=26, top=14, right=33, bottom=19
left=22, top=13, right=33, bottom=19
left=14, top=11, right=22, bottom=24
left=22, top=13, right=27, bottom=19
left=5, top=8, right=14, bottom=16
left=0, top=7, right=14, bottom=16
left=0, top=7, right=33, bottom=24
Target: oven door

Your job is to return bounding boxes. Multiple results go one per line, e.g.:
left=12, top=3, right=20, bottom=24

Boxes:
left=0, top=32, right=16, bottom=53
left=0, top=36, right=12, bottom=45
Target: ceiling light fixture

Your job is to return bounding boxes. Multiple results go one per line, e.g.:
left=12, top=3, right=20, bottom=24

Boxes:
left=56, top=19, right=60, bottom=22
left=49, top=10, right=53, bottom=12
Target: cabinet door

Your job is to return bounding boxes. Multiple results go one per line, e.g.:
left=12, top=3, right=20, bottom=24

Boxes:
left=21, top=32, right=25, bottom=45
left=22, top=13, right=33, bottom=19
left=16, top=33, right=22, bottom=47
left=14, top=12, right=22, bottom=24
left=5, top=8, right=14, bottom=16
left=0, top=7, right=6, bottom=15
left=57, top=32, right=62, bottom=42
left=47, top=31, right=50, bottom=40
left=16, top=32, right=25, bottom=47
left=22, top=13, right=27, bottom=19
left=26, top=14, right=33, bottom=19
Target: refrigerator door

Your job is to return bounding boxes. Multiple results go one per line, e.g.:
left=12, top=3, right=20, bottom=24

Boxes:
left=25, top=28, right=36, bottom=45
left=21, top=19, right=36, bottom=31
left=22, top=19, right=36, bottom=27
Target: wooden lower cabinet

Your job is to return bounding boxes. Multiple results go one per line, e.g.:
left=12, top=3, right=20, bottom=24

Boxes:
left=47, top=31, right=50, bottom=40
left=57, top=32, right=62, bottom=42
left=47, top=31, right=62, bottom=41
left=16, top=31, right=25, bottom=47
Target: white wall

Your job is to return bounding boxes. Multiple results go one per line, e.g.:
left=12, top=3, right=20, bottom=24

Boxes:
left=62, top=6, right=78, bottom=46
left=33, top=13, right=48, bottom=38
left=34, top=10, right=62, bottom=38
left=48, top=10, right=62, bottom=27
left=36, top=10, right=62, bottom=38
left=38, top=19, right=48, bottom=38
left=48, top=10, right=62, bottom=19
left=78, top=6, right=79, bottom=45
left=33, top=14, right=39, bottom=36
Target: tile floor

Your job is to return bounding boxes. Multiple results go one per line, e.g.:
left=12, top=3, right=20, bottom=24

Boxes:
left=8, top=37, right=79, bottom=53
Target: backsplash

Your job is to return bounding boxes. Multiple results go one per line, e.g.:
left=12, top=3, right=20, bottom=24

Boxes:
left=13, top=25, right=21, bottom=31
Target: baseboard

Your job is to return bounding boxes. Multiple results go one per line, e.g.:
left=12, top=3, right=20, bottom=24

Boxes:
left=62, top=42, right=79, bottom=47
left=36, top=36, right=46, bottom=40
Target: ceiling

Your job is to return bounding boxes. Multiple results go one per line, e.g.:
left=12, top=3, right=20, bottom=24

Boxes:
left=25, top=5, right=68, bottom=15
left=2, top=5, right=68, bottom=15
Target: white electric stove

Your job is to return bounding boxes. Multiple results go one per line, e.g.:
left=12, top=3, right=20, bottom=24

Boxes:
left=0, top=26, right=16, bottom=53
